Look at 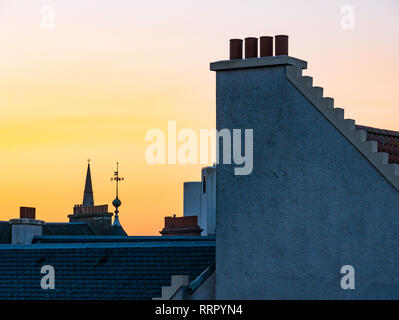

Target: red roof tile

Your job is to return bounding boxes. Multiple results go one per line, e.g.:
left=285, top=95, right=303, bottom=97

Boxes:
left=356, top=125, right=399, bottom=164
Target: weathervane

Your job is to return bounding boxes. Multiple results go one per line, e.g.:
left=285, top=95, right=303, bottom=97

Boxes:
left=111, top=162, right=124, bottom=219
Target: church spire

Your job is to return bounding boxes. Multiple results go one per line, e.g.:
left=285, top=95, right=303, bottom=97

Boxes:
left=83, top=160, right=94, bottom=207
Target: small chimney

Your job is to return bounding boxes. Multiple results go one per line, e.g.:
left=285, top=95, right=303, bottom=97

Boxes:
left=230, top=39, right=243, bottom=59
left=160, top=215, right=203, bottom=236
left=245, top=37, right=258, bottom=58
left=10, top=207, right=44, bottom=244
left=275, top=35, right=289, bottom=55
left=260, top=36, right=273, bottom=57
left=184, top=182, right=202, bottom=217
left=20, top=207, right=35, bottom=219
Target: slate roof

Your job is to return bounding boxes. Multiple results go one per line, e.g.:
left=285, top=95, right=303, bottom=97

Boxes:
left=357, top=125, right=399, bottom=164
left=0, top=240, right=215, bottom=300
left=0, top=222, right=11, bottom=244
left=43, top=223, right=95, bottom=236
left=85, top=221, right=127, bottom=236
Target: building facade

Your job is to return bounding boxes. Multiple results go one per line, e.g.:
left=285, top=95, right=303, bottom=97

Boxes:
left=211, top=36, right=399, bottom=299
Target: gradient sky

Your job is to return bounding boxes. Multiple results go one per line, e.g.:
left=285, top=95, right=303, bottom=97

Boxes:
left=0, top=0, right=398, bottom=235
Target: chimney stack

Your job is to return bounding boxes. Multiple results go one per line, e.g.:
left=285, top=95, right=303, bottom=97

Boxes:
left=275, top=35, right=289, bottom=56
left=245, top=37, right=258, bottom=58
left=260, top=36, right=273, bottom=57
left=160, top=215, right=203, bottom=236
left=229, top=39, right=243, bottom=59
left=10, top=207, right=44, bottom=244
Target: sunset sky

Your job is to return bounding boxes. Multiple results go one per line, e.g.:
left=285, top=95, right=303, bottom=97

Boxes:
left=0, top=0, right=398, bottom=235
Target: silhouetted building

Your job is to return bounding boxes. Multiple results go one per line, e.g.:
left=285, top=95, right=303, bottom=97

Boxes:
left=183, top=165, right=216, bottom=236
left=212, top=36, right=399, bottom=299
left=0, top=163, right=126, bottom=244
left=68, top=162, right=126, bottom=235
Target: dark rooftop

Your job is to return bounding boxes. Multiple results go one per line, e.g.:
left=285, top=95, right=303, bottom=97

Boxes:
left=0, top=221, right=127, bottom=245
left=32, top=235, right=215, bottom=244
left=0, top=222, right=11, bottom=244
left=0, top=240, right=215, bottom=300
left=43, top=223, right=95, bottom=236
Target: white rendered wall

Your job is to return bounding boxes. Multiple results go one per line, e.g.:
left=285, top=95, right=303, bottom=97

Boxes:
left=10, top=219, right=44, bottom=244
left=200, top=166, right=216, bottom=236
left=183, top=182, right=202, bottom=217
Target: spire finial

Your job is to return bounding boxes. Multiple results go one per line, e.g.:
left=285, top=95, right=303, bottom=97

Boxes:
left=111, top=162, right=124, bottom=221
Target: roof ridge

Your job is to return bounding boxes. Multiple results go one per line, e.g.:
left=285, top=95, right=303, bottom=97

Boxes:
left=356, top=125, right=399, bottom=137
left=0, top=241, right=216, bottom=250
left=187, top=262, right=216, bottom=293
left=286, top=66, right=399, bottom=193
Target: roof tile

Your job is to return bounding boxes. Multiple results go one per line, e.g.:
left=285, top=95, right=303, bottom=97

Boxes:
left=0, top=241, right=215, bottom=300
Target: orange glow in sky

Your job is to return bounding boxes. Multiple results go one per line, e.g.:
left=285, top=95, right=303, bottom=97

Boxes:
left=0, top=0, right=398, bottom=235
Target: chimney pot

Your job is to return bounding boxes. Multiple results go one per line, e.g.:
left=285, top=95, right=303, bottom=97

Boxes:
left=245, top=37, right=258, bottom=58
left=260, top=36, right=273, bottom=57
left=229, top=39, right=243, bottom=60
left=20, top=207, right=36, bottom=220
left=275, top=35, right=289, bottom=56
